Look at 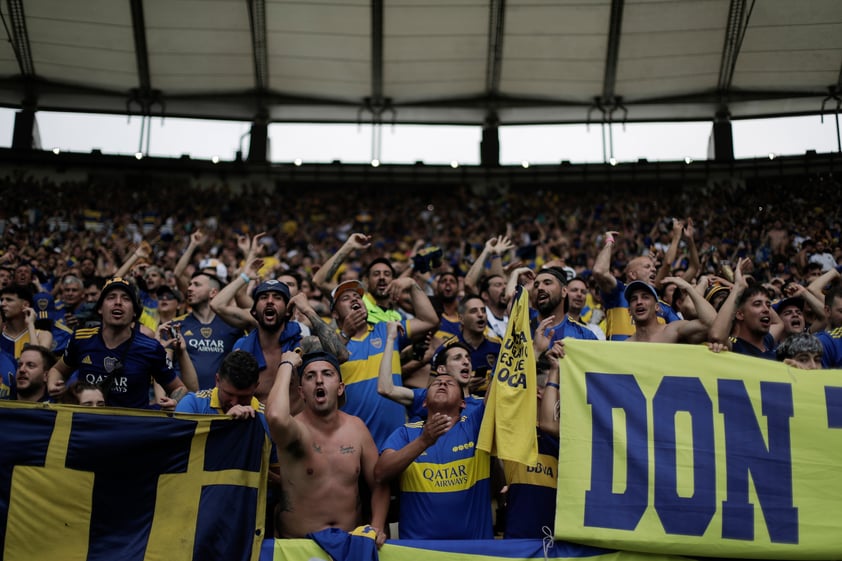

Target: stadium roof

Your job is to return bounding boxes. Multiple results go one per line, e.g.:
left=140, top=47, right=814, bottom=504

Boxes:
left=1, top=0, right=841, bottom=126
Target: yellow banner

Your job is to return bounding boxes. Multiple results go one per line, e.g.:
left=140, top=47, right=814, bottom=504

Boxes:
left=478, top=286, right=537, bottom=464
left=555, top=339, right=842, bottom=560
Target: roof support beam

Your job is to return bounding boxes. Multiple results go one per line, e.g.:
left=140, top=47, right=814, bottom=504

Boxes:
left=6, top=0, right=35, bottom=103
left=485, top=0, right=505, bottom=95
left=371, top=0, right=384, bottom=104
left=246, top=0, right=269, bottom=162
left=248, top=0, right=269, bottom=92
left=717, top=0, right=754, bottom=98
left=482, top=0, right=506, bottom=167
left=601, top=0, right=624, bottom=104
left=129, top=0, right=151, bottom=94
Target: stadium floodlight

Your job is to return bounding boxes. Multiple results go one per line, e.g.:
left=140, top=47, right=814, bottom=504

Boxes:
left=608, top=158, right=617, bottom=166
left=769, top=153, right=776, bottom=160
left=521, top=161, right=530, bottom=168
left=294, top=158, right=303, bottom=166
left=135, top=152, right=143, bottom=160
left=52, top=148, right=60, bottom=155
left=211, top=156, right=220, bottom=164
left=684, top=157, right=693, bottom=164
left=371, top=159, right=380, bottom=167
left=450, top=161, right=459, bottom=168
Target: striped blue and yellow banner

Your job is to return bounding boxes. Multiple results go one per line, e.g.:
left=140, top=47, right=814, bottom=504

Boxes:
left=0, top=401, right=270, bottom=561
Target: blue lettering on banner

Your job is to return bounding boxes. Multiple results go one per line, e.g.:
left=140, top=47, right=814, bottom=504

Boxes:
left=652, top=377, right=715, bottom=536
left=718, top=380, right=798, bottom=544
left=584, top=372, right=648, bottom=531
left=826, top=386, right=842, bottom=428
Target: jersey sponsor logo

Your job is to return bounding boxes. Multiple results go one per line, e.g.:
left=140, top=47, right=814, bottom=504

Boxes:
left=188, top=338, right=226, bottom=353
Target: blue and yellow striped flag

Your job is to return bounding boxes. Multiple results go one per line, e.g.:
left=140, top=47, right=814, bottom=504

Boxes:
left=0, top=401, right=269, bottom=561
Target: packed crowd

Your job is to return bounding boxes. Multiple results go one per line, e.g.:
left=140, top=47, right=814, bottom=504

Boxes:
left=1, top=170, right=841, bottom=543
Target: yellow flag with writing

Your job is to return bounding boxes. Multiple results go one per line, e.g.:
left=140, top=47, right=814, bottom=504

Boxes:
left=478, top=285, right=537, bottom=464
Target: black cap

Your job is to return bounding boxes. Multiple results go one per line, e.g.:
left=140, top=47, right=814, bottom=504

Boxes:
left=96, top=277, right=142, bottom=320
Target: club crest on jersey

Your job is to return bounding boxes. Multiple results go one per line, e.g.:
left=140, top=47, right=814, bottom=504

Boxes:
left=371, top=337, right=383, bottom=349
left=103, top=357, right=121, bottom=373
left=200, top=327, right=213, bottom=338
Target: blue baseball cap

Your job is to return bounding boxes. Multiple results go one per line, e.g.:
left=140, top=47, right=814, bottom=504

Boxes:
left=252, top=279, right=290, bottom=304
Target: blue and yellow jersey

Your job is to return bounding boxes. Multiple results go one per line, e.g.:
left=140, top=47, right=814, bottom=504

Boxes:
left=1, top=329, right=52, bottom=359
left=341, top=321, right=408, bottom=448
left=381, top=413, right=492, bottom=539
left=434, top=312, right=461, bottom=341
left=233, top=322, right=301, bottom=371
left=539, top=315, right=598, bottom=345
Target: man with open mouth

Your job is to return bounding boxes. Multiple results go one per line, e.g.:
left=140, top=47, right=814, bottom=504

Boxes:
left=266, top=350, right=388, bottom=546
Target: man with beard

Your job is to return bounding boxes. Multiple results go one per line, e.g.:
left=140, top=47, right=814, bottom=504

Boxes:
left=46, top=277, right=187, bottom=408
left=1, top=285, right=53, bottom=357
left=593, top=230, right=680, bottom=340
left=266, top=350, right=388, bottom=546
left=212, top=259, right=347, bottom=406
left=177, top=272, right=244, bottom=390
left=479, top=274, right=509, bottom=340
left=432, top=271, right=462, bottom=339
left=533, top=268, right=597, bottom=354
left=312, top=233, right=402, bottom=323
left=331, top=278, right=439, bottom=448
left=14, top=344, right=55, bottom=402
left=624, top=278, right=716, bottom=343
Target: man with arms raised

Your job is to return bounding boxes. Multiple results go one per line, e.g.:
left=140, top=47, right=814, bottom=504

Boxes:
left=265, top=350, right=388, bottom=545
left=625, top=277, right=716, bottom=343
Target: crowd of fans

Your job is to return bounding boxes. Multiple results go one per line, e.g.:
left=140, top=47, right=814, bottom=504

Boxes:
left=1, top=168, right=841, bottom=543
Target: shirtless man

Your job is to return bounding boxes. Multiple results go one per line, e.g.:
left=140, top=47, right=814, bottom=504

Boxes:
left=265, top=350, right=388, bottom=545
left=626, top=277, right=716, bottom=343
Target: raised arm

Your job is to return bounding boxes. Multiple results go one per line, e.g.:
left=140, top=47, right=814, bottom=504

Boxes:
left=312, top=233, right=371, bottom=292
left=592, top=231, right=619, bottom=293
left=114, top=241, right=151, bottom=279
left=682, top=218, right=700, bottom=281
left=654, top=219, right=684, bottom=288
left=377, top=321, right=414, bottom=406
left=465, top=236, right=512, bottom=294
left=288, top=292, right=350, bottom=362
left=390, top=276, right=439, bottom=339
left=264, top=350, right=305, bottom=450
left=708, top=258, right=750, bottom=345
left=209, top=257, right=261, bottom=329
left=173, top=230, right=205, bottom=294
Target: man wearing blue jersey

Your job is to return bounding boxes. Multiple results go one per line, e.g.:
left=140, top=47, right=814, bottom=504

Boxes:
left=46, top=277, right=187, bottom=409
left=375, top=368, right=492, bottom=539
left=533, top=268, right=597, bottom=354
left=177, top=272, right=243, bottom=390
